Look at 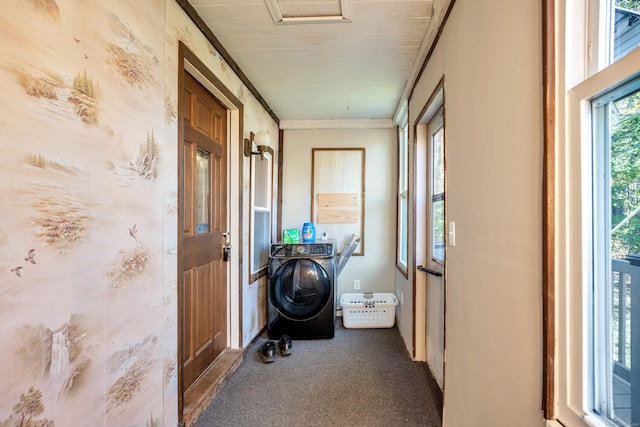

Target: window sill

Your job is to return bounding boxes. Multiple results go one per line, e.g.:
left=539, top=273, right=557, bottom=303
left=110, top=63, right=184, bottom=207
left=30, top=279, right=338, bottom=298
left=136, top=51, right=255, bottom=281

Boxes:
left=248, top=267, right=267, bottom=284
left=395, top=262, right=408, bottom=279
left=584, top=413, right=616, bottom=427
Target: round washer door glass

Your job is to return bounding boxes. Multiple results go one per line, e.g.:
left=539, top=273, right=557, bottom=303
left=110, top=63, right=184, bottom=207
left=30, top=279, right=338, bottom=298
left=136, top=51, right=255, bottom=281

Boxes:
left=270, top=259, right=331, bottom=320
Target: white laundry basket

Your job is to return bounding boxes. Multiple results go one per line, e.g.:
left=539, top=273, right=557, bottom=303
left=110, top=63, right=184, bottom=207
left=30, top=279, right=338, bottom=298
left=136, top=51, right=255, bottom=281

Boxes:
left=340, top=292, right=398, bottom=329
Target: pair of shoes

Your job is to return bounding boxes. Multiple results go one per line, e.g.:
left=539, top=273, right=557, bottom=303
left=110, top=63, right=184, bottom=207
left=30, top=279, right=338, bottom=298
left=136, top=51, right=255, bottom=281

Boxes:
left=260, top=336, right=293, bottom=362
left=278, top=335, right=292, bottom=356
left=259, top=341, right=276, bottom=363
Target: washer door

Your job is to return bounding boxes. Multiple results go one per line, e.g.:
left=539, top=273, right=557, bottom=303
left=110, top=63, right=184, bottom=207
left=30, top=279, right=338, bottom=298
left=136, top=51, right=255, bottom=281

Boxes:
left=270, top=258, right=331, bottom=321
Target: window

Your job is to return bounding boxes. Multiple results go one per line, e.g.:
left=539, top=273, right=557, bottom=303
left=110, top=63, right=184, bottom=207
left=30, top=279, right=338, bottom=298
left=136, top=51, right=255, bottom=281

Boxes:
left=250, top=150, right=273, bottom=279
left=429, top=110, right=445, bottom=262
left=591, top=78, right=640, bottom=427
left=588, top=0, right=640, bottom=75
left=554, top=0, right=640, bottom=425
left=195, top=147, right=211, bottom=234
left=613, top=4, right=640, bottom=60
left=397, top=124, right=409, bottom=271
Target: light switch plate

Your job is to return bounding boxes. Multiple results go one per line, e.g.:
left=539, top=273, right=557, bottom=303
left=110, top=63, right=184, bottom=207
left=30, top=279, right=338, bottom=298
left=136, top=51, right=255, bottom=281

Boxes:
left=448, top=221, right=456, bottom=247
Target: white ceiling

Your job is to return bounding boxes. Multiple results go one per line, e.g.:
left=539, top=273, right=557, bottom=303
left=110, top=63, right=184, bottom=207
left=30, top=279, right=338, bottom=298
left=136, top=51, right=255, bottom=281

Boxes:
left=187, top=0, right=435, bottom=123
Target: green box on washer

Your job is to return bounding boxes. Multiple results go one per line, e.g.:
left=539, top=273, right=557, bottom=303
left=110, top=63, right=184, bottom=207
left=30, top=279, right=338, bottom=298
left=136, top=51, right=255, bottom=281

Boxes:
left=283, top=229, right=299, bottom=243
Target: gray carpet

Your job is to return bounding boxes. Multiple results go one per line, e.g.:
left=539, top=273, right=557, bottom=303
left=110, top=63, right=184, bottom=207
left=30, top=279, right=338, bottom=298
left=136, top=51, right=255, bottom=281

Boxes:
left=193, top=321, right=443, bottom=426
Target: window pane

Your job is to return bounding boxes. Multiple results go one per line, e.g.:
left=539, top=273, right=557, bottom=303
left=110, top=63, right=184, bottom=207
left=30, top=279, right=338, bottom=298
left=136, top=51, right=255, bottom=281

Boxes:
left=400, top=192, right=407, bottom=264
left=397, top=124, right=409, bottom=267
left=432, top=199, right=444, bottom=261
left=613, top=1, right=640, bottom=62
left=195, top=148, right=210, bottom=234
left=593, top=81, right=640, bottom=426
left=433, top=126, right=444, bottom=195
left=401, top=125, right=408, bottom=190
left=431, top=117, right=445, bottom=262
left=254, top=158, right=269, bottom=208
left=253, top=210, right=270, bottom=271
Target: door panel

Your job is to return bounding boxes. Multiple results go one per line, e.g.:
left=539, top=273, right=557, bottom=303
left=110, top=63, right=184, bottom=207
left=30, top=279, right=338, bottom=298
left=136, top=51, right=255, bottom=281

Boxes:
left=426, top=274, right=444, bottom=388
left=181, top=71, right=228, bottom=391
left=425, top=111, right=445, bottom=389
left=415, top=105, right=445, bottom=391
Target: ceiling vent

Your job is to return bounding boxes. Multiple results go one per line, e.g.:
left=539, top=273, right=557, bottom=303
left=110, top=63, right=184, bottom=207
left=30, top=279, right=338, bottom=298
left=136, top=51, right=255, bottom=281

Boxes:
left=264, top=0, right=352, bottom=24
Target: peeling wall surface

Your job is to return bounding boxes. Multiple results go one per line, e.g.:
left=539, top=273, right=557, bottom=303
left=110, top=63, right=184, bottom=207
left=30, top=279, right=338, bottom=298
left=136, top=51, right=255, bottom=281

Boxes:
left=0, top=1, right=275, bottom=425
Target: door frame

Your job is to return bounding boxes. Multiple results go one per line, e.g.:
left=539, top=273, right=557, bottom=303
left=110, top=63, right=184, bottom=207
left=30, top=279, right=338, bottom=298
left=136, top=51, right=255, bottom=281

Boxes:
left=412, top=78, right=446, bottom=389
left=177, top=42, right=244, bottom=419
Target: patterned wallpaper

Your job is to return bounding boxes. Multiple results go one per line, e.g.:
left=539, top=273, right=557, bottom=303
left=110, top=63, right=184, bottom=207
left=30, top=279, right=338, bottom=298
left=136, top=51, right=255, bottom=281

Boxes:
left=0, top=0, right=274, bottom=425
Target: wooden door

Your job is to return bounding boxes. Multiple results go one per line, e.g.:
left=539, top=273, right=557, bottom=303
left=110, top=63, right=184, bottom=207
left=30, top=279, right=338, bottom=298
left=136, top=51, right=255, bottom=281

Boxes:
left=181, top=72, right=228, bottom=390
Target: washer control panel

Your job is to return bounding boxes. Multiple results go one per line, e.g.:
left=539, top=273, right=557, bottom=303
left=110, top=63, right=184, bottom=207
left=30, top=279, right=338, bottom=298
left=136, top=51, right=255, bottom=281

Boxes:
left=270, top=242, right=335, bottom=258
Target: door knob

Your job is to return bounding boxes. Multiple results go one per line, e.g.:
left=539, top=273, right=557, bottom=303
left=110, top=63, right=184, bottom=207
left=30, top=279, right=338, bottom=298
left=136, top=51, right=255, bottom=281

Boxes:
left=222, top=231, right=231, bottom=262
left=223, top=243, right=231, bottom=262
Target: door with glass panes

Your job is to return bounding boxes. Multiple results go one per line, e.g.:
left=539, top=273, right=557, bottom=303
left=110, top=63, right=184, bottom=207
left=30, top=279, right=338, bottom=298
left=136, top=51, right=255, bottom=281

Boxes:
left=180, top=71, right=228, bottom=390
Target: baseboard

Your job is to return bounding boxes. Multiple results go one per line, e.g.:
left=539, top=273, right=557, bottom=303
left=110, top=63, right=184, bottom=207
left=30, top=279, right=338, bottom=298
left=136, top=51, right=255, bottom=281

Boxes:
left=182, top=349, right=244, bottom=426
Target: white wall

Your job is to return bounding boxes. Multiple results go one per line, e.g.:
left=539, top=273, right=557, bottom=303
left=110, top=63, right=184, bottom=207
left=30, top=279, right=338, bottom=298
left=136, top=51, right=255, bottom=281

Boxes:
left=281, top=128, right=397, bottom=302
left=397, top=0, right=545, bottom=425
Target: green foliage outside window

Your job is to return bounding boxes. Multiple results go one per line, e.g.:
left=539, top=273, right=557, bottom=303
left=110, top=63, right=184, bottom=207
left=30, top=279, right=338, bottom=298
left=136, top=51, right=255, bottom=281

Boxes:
left=609, top=0, right=640, bottom=257
left=611, top=91, right=640, bottom=257
left=616, top=0, right=640, bottom=11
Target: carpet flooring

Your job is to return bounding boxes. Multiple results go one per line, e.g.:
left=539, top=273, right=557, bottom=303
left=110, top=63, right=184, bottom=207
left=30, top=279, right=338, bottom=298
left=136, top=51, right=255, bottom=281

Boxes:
left=193, top=321, right=443, bottom=426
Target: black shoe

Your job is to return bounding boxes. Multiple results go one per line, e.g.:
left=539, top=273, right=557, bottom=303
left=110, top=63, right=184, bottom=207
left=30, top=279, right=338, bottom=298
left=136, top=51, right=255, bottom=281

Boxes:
left=278, top=335, right=292, bottom=356
left=259, top=341, right=276, bottom=363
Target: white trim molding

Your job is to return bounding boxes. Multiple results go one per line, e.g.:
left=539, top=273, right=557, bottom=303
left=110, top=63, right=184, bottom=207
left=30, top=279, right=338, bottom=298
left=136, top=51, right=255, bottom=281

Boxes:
left=264, top=0, right=351, bottom=25
left=279, top=118, right=394, bottom=130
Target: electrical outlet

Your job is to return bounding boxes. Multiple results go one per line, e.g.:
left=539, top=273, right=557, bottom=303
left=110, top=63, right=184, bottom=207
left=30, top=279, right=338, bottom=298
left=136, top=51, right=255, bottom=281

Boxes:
left=354, top=279, right=361, bottom=290
left=400, top=292, right=404, bottom=306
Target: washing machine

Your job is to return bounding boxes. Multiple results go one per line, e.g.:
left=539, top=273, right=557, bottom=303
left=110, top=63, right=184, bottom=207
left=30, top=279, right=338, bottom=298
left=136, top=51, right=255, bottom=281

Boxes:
left=268, top=241, right=336, bottom=340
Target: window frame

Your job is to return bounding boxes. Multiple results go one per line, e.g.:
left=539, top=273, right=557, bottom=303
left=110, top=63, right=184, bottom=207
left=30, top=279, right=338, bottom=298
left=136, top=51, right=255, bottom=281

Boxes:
left=590, top=90, right=613, bottom=421
left=397, top=122, right=409, bottom=276
left=587, top=0, right=613, bottom=76
left=590, top=76, right=640, bottom=425
left=248, top=147, right=274, bottom=282
left=552, top=0, right=640, bottom=422
left=428, top=109, right=445, bottom=264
